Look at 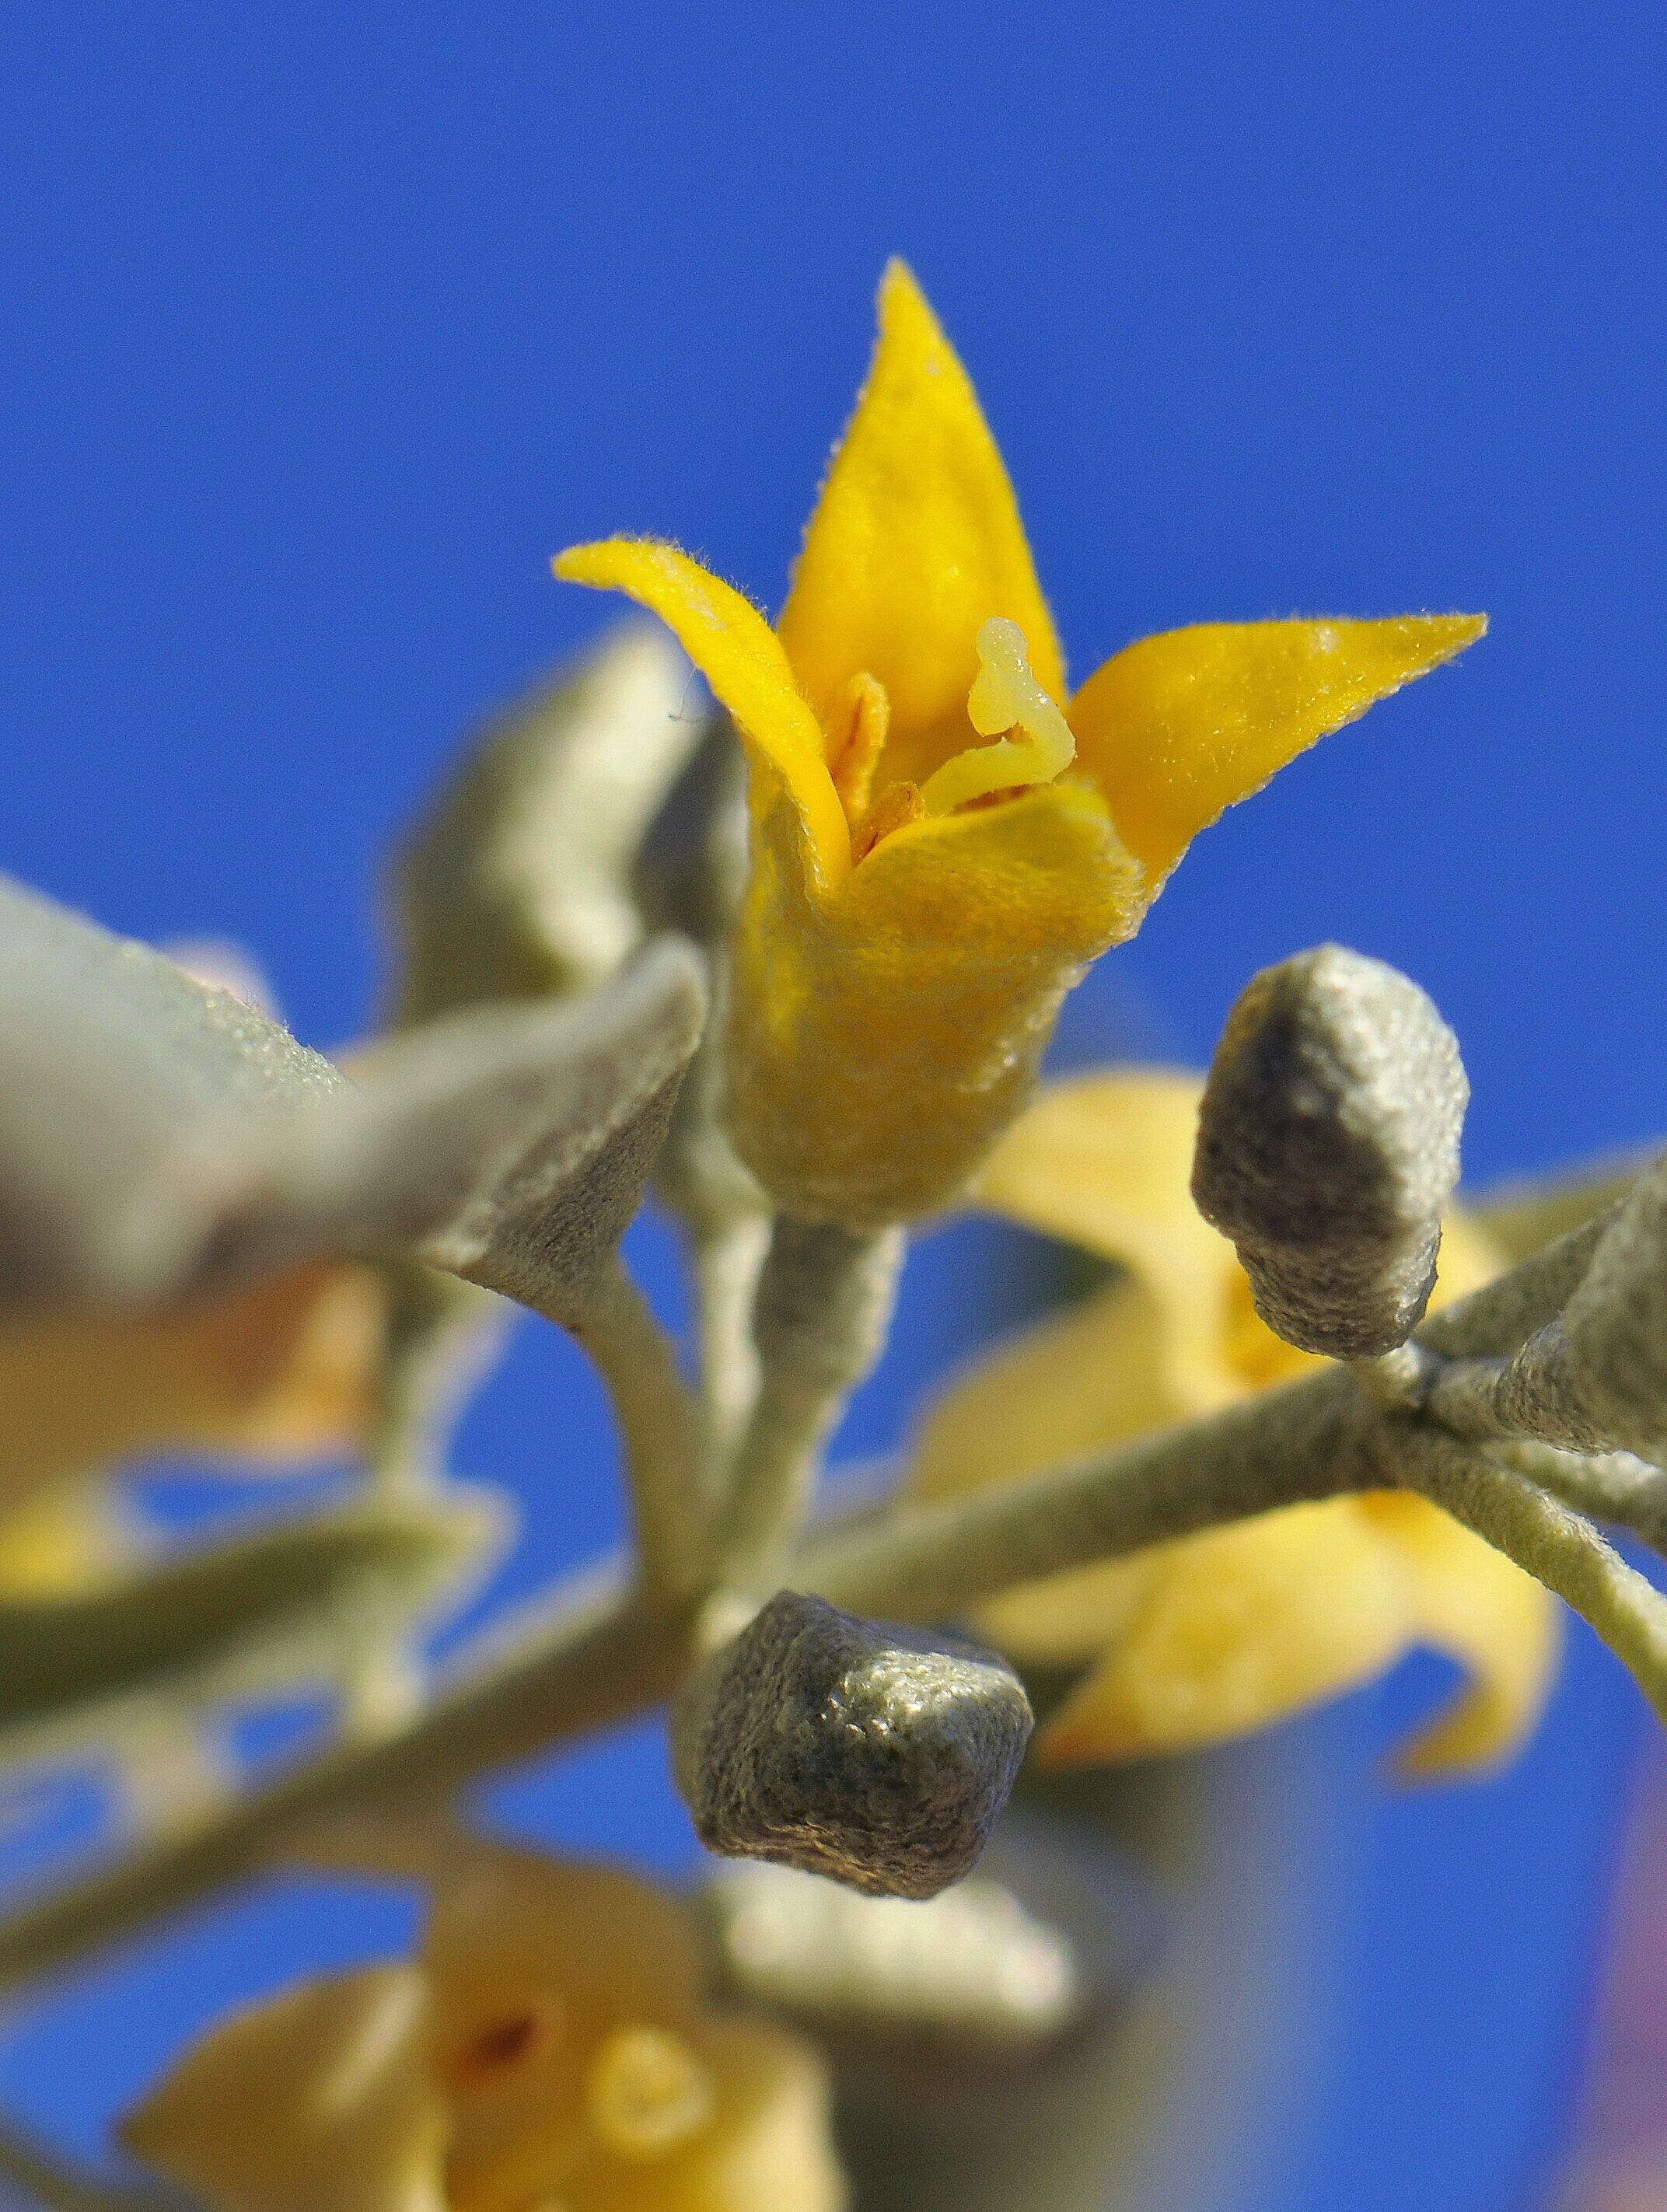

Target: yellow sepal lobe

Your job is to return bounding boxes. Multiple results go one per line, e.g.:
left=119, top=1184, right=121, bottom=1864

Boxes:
left=554, top=540, right=851, bottom=888
left=777, top=261, right=1065, bottom=793
left=1069, top=613, right=1487, bottom=885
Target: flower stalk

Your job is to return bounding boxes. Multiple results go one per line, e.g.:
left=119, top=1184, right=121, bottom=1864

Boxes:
left=552, top=1256, right=704, bottom=1602
left=1393, top=1423, right=1667, bottom=1727
left=706, top=1219, right=904, bottom=1599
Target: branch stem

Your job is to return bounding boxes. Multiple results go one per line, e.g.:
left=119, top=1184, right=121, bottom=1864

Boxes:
left=0, top=1209, right=1611, bottom=2002
left=0, top=1574, right=685, bottom=1999
left=561, top=1260, right=704, bottom=1600
left=1416, top=1338, right=1609, bottom=1453
left=690, top=1212, right=771, bottom=1486
left=806, top=1368, right=1375, bottom=1621
left=1393, top=1421, right=1667, bottom=1725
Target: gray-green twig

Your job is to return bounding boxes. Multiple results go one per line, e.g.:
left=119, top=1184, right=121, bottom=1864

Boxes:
left=0, top=1207, right=1613, bottom=2001
left=1394, top=1422, right=1667, bottom=1726
left=557, top=1259, right=704, bottom=1600
left=707, top=1218, right=904, bottom=1600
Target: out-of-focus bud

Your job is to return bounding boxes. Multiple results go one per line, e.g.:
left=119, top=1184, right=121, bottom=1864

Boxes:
left=1192, top=944, right=1467, bottom=1359
left=126, top=1836, right=847, bottom=2212
left=701, top=1857, right=1083, bottom=2054
left=676, top=1589, right=1033, bottom=1900
left=124, top=1963, right=448, bottom=2212
left=387, top=624, right=709, bottom=1023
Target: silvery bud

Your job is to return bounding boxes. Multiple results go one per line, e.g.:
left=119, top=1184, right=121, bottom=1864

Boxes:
left=675, top=1591, right=1033, bottom=1901
left=1192, top=944, right=1467, bottom=1358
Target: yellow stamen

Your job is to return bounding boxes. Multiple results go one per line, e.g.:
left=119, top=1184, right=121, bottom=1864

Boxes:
left=851, top=778, right=925, bottom=861
left=918, top=617, right=1076, bottom=817
left=830, top=672, right=891, bottom=826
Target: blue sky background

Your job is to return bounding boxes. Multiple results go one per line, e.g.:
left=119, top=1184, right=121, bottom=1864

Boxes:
left=3, top=5, right=1665, bottom=2207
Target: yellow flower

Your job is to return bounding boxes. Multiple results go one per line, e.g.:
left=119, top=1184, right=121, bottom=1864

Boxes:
left=124, top=1837, right=844, bottom=2212
left=905, top=1070, right=1562, bottom=1777
left=555, top=262, right=1484, bottom=1226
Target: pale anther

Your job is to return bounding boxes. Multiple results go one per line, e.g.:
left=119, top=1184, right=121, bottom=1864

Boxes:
left=918, top=617, right=1077, bottom=816
left=585, top=2024, right=715, bottom=2160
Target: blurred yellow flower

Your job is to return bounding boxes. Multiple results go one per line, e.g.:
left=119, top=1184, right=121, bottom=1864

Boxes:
left=556, top=262, right=1483, bottom=1225
left=0, top=1478, right=129, bottom=1599
left=906, top=1069, right=1561, bottom=1777
left=0, top=1259, right=385, bottom=1515
left=124, top=1836, right=844, bottom=2212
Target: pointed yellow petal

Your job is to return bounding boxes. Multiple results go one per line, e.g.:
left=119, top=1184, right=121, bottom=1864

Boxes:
left=970, top=1069, right=1246, bottom=1414
left=1036, top=1500, right=1414, bottom=1766
left=1424, top=1208, right=1504, bottom=1306
left=726, top=780, right=1141, bottom=1225
left=1068, top=614, right=1487, bottom=888
left=911, top=1276, right=1192, bottom=1508
left=777, top=261, right=1065, bottom=791
left=977, top=1554, right=1154, bottom=1675
left=0, top=1260, right=383, bottom=1506
left=123, top=1966, right=449, bottom=2212
left=1362, top=1492, right=1564, bottom=1778
left=970, top=1068, right=1208, bottom=1263
left=1471, top=1159, right=1644, bottom=1268
left=554, top=540, right=851, bottom=887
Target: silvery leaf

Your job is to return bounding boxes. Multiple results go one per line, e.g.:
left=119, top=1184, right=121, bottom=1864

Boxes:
left=0, top=875, right=343, bottom=1312
left=175, top=936, right=707, bottom=1323
left=0, top=872, right=705, bottom=1327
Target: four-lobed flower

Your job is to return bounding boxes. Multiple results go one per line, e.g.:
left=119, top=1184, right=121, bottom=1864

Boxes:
left=557, top=262, right=1484, bottom=1226
left=124, top=1835, right=844, bottom=2212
